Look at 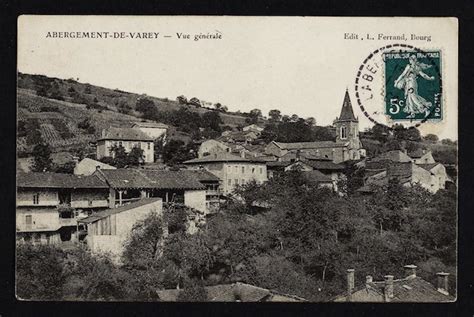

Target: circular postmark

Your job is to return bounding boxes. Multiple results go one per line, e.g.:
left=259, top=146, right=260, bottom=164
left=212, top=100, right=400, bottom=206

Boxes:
left=354, top=44, right=443, bottom=130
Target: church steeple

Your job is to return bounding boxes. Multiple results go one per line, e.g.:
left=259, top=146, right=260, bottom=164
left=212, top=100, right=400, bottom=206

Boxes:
left=337, top=89, right=357, bottom=122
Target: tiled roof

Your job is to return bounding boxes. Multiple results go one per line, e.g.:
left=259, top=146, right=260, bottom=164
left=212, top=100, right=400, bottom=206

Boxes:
left=418, top=163, right=439, bottom=171
left=368, top=276, right=455, bottom=302
left=184, top=152, right=266, bottom=164
left=75, top=158, right=116, bottom=170
left=188, top=170, right=221, bottom=182
left=387, top=162, right=413, bottom=183
left=408, top=148, right=426, bottom=158
left=78, top=198, right=161, bottom=224
left=273, top=141, right=345, bottom=150
left=372, top=150, right=413, bottom=163
left=156, top=282, right=306, bottom=302
left=266, top=161, right=292, bottom=168
left=305, top=160, right=345, bottom=171
left=17, top=172, right=108, bottom=189
left=98, top=127, right=153, bottom=141
left=132, top=121, right=169, bottom=129
left=97, top=169, right=206, bottom=190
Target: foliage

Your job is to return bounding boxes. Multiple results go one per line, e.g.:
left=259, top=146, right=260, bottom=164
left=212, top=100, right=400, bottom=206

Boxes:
left=424, top=134, right=439, bottom=142
left=104, top=145, right=144, bottom=168
left=52, top=160, right=76, bottom=174
left=16, top=244, right=66, bottom=300
left=77, top=117, right=96, bottom=134
left=31, top=143, right=53, bottom=172
left=160, top=140, right=196, bottom=165
left=177, top=280, right=209, bottom=302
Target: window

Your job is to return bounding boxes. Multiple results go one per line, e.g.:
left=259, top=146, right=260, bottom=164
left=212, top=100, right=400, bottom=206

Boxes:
left=25, top=215, right=32, bottom=225
left=260, top=167, right=263, bottom=174
left=242, top=167, right=245, bottom=174
left=119, top=141, right=123, bottom=147
left=147, top=142, right=151, bottom=150
left=340, top=126, right=347, bottom=139
left=235, top=166, right=238, bottom=172
left=227, top=166, right=231, bottom=172
left=33, top=193, right=39, bottom=204
left=234, top=179, right=239, bottom=185
left=252, top=168, right=255, bottom=173
left=228, top=179, right=232, bottom=186
left=33, top=233, right=41, bottom=243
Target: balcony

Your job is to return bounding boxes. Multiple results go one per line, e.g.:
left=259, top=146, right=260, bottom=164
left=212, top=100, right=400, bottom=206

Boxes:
left=16, top=200, right=59, bottom=207
left=71, top=200, right=109, bottom=209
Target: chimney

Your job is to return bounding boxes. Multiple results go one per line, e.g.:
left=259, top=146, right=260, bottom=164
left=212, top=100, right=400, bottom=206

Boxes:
left=383, top=275, right=394, bottom=302
left=346, top=269, right=355, bottom=301
left=366, top=275, right=373, bottom=284
left=404, top=264, right=417, bottom=278
left=436, top=272, right=450, bottom=295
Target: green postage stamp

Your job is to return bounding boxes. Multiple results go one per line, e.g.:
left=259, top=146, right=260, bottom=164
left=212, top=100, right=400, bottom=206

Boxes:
left=384, top=51, right=442, bottom=121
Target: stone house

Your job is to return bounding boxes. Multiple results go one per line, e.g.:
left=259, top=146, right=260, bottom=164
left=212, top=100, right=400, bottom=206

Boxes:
left=242, top=124, right=264, bottom=135
left=183, top=152, right=268, bottom=195
left=333, top=266, right=454, bottom=302
left=131, top=121, right=169, bottom=140
left=73, top=158, right=116, bottom=176
left=93, top=168, right=216, bottom=214
left=16, top=172, right=110, bottom=244
left=409, top=148, right=436, bottom=164
left=78, top=198, right=162, bottom=260
left=264, top=90, right=366, bottom=164
left=363, top=150, right=450, bottom=194
left=198, top=139, right=231, bottom=158
left=96, top=127, right=155, bottom=163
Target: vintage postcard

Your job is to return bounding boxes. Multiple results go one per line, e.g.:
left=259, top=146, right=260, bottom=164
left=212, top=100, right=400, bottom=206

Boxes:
left=16, top=16, right=458, bottom=302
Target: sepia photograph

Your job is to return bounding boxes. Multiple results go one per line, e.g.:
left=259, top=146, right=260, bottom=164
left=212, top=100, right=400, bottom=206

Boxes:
left=15, top=16, right=458, bottom=302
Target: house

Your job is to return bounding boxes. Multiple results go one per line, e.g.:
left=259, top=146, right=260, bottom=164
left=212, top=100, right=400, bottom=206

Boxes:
left=408, top=148, right=436, bottom=164
left=198, top=139, right=231, bottom=158
left=242, top=124, right=264, bottom=135
left=218, top=131, right=259, bottom=144
left=156, top=282, right=306, bottom=302
left=96, top=127, right=154, bottom=163
left=333, top=266, right=454, bottom=302
left=16, top=172, right=110, bottom=244
left=183, top=152, right=268, bottom=195
left=73, top=158, right=116, bottom=176
left=265, top=90, right=366, bottom=164
left=131, top=121, right=169, bottom=140
left=363, top=150, right=449, bottom=194
left=78, top=198, right=162, bottom=260
left=93, top=168, right=215, bottom=214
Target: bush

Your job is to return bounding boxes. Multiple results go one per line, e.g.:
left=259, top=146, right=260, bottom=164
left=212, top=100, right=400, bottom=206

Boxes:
left=16, top=244, right=66, bottom=300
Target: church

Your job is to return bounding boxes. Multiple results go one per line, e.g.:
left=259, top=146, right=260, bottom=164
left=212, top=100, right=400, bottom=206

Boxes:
left=264, top=90, right=366, bottom=164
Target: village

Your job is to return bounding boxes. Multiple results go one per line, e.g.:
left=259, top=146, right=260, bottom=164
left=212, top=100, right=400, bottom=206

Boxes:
left=16, top=80, right=457, bottom=302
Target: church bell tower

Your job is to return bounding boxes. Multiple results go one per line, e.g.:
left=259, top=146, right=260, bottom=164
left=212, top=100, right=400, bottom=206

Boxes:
left=334, top=89, right=360, bottom=151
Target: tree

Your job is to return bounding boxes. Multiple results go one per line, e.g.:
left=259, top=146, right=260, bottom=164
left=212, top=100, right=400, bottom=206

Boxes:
left=109, top=145, right=129, bottom=168
left=424, top=134, right=439, bottom=143
left=177, top=95, right=188, bottom=105
left=127, top=147, right=145, bottom=166
left=214, top=103, right=222, bottom=110
left=268, top=109, right=282, bottom=122
left=161, top=140, right=196, bottom=165
left=305, top=117, right=316, bottom=126
left=136, top=98, right=158, bottom=120
left=16, top=244, right=65, bottom=300
left=202, top=111, right=222, bottom=132
left=189, top=97, right=201, bottom=107
left=32, top=143, right=53, bottom=172
left=177, top=281, right=209, bottom=302
left=52, top=160, right=76, bottom=174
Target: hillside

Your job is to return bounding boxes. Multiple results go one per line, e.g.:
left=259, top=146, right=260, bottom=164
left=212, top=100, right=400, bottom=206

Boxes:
left=17, top=73, right=249, bottom=156
left=18, top=73, right=248, bottom=127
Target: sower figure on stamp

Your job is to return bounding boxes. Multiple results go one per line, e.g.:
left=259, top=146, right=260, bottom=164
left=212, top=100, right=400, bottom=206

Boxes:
left=394, top=54, right=435, bottom=118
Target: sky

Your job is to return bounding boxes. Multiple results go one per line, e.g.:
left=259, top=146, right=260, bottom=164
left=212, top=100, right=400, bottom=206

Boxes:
left=18, top=16, right=458, bottom=139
